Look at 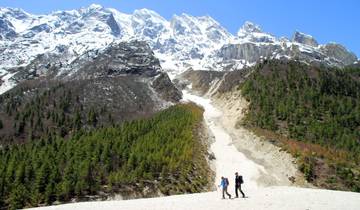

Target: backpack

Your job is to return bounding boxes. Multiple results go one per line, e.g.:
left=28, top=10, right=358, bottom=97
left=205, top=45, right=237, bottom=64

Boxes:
left=225, top=178, right=229, bottom=186
left=239, top=176, right=244, bottom=184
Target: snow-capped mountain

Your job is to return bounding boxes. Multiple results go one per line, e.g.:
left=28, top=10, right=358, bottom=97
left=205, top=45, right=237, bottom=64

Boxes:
left=0, top=4, right=358, bottom=94
left=204, top=22, right=358, bottom=70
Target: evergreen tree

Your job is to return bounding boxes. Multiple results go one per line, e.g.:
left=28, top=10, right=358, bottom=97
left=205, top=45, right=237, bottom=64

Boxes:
left=87, top=108, right=98, bottom=127
left=9, top=184, right=28, bottom=210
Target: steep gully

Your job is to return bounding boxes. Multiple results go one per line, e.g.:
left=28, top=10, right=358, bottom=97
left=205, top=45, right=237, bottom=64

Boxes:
left=182, top=90, right=263, bottom=191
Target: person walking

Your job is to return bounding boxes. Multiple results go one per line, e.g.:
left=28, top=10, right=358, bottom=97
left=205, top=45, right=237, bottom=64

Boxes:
left=235, top=172, right=245, bottom=198
left=219, top=176, right=232, bottom=199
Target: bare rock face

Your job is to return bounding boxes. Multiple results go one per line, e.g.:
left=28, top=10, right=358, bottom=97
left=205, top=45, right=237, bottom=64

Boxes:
left=83, top=41, right=181, bottom=104
left=63, top=40, right=182, bottom=104
left=67, top=41, right=162, bottom=80
left=106, top=13, right=122, bottom=37
left=178, top=66, right=252, bottom=95
left=218, top=43, right=282, bottom=63
left=152, top=72, right=182, bottom=102
left=178, top=69, right=225, bottom=95
left=320, top=43, right=358, bottom=65
left=292, top=31, right=319, bottom=47
left=212, top=31, right=357, bottom=70
left=0, top=18, right=17, bottom=39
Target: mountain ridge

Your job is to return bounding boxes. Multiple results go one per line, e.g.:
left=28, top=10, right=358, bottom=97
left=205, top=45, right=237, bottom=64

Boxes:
left=0, top=4, right=358, bottom=94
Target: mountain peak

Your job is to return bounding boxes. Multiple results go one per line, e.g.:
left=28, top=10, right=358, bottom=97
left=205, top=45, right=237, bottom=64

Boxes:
left=0, top=6, right=30, bottom=19
left=134, top=8, right=158, bottom=15
left=239, top=21, right=262, bottom=34
left=0, top=5, right=356, bottom=79
left=78, top=4, right=104, bottom=15
left=292, top=31, right=319, bottom=47
left=87, top=4, right=103, bottom=10
left=0, top=7, right=24, bottom=13
left=133, top=8, right=165, bottom=22
left=198, top=15, right=219, bottom=25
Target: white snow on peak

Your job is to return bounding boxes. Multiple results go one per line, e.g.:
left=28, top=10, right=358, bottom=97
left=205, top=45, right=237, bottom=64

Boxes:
left=0, top=4, right=237, bottom=76
left=238, top=21, right=262, bottom=35
left=133, top=8, right=165, bottom=20
left=0, top=4, right=357, bottom=94
left=234, top=21, right=276, bottom=46
left=85, top=3, right=103, bottom=11
left=0, top=7, right=29, bottom=16
left=0, top=7, right=35, bottom=33
left=52, top=9, right=80, bottom=17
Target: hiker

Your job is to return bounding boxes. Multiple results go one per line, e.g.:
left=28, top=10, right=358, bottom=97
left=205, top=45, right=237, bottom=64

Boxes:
left=235, top=172, right=245, bottom=198
left=219, top=176, right=231, bottom=199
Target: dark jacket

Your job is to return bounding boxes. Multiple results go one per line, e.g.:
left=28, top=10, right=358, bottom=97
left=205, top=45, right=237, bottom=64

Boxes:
left=235, top=175, right=243, bottom=186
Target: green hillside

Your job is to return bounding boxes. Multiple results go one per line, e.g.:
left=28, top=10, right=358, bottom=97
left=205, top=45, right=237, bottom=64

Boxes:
left=0, top=103, right=211, bottom=209
left=240, top=60, right=360, bottom=191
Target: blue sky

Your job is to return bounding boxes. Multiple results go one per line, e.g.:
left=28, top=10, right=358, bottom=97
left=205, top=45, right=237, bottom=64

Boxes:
left=1, top=0, right=359, bottom=57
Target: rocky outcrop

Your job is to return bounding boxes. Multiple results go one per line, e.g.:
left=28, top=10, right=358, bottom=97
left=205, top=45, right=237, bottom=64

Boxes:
left=212, top=33, right=357, bottom=70
left=67, top=41, right=162, bottom=80
left=320, top=43, right=358, bottom=65
left=218, top=43, right=282, bottom=63
left=205, top=23, right=357, bottom=70
left=178, top=66, right=253, bottom=95
left=152, top=72, right=182, bottom=102
left=0, top=18, right=16, bottom=39
left=178, top=70, right=225, bottom=94
left=292, top=31, right=319, bottom=47
left=238, top=21, right=262, bottom=34
left=106, top=14, right=122, bottom=37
